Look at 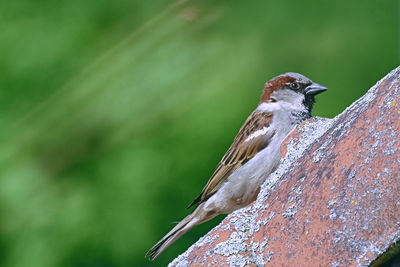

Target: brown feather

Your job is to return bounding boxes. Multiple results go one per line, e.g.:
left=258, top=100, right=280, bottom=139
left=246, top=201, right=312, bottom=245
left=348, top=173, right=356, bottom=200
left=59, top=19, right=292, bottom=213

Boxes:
left=187, top=110, right=274, bottom=209
left=260, top=75, right=296, bottom=103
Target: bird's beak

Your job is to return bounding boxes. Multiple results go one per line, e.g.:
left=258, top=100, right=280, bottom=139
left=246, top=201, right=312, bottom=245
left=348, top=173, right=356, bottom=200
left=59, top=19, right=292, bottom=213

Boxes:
left=305, top=82, right=328, bottom=96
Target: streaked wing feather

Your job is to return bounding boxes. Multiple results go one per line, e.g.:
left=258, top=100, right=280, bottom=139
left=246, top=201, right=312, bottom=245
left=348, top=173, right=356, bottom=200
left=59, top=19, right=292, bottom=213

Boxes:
left=187, top=111, right=274, bottom=209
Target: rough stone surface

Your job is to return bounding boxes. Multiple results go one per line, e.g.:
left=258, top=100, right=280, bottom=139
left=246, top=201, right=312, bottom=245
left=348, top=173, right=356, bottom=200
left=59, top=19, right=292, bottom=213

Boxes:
left=169, top=66, right=400, bottom=267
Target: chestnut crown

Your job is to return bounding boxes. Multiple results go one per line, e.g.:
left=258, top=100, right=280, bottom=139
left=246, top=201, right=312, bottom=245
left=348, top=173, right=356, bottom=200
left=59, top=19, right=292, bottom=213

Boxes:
left=260, top=72, right=327, bottom=114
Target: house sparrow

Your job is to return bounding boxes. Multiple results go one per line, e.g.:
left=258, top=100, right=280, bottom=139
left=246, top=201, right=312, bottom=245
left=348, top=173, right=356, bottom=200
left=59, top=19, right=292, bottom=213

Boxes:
left=146, top=72, right=327, bottom=260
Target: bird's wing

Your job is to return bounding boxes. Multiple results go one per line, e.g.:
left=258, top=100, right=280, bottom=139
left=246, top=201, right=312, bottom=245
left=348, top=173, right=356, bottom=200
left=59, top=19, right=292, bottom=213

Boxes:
left=187, top=110, right=274, bottom=209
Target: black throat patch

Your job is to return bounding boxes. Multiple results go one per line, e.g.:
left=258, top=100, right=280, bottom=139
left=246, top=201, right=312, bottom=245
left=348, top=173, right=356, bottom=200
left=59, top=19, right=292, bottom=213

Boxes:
left=303, top=95, right=316, bottom=115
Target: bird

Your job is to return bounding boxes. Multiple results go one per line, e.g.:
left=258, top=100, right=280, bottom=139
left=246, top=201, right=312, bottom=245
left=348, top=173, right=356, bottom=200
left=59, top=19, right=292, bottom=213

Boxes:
left=146, top=72, right=327, bottom=260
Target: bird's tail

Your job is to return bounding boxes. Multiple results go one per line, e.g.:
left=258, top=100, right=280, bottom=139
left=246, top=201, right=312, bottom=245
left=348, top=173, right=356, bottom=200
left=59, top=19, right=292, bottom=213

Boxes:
left=146, top=204, right=215, bottom=260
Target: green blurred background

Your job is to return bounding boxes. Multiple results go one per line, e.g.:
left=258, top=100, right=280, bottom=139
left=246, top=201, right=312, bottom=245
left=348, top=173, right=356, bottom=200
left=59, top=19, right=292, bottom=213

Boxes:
left=0, top=0, right=398, bottom=266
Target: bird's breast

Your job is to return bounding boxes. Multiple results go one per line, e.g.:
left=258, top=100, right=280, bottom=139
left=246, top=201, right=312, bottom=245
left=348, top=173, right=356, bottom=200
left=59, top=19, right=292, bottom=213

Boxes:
left=203, top=136, right=283, bottom=214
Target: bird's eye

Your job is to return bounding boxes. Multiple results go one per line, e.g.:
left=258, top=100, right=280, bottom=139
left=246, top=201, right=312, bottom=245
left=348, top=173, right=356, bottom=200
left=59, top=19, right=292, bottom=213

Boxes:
left=289, top=82, right=300, bottom=90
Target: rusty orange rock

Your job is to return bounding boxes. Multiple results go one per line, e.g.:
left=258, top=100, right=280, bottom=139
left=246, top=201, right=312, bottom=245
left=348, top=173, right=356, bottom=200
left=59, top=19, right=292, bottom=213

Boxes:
left=170, top=67, right=400, bottom=267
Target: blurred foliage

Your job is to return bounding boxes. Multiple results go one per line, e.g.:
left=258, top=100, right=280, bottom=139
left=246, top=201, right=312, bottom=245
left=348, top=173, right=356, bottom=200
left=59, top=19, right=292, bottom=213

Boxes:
left=0, top=0, right=398, bottom=266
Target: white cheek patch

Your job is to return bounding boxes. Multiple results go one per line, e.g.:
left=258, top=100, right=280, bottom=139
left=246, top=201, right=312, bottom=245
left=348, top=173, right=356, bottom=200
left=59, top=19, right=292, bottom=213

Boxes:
left=245, top=126, right=269, bottom=142
left=257, top=102, right=281, bottom=112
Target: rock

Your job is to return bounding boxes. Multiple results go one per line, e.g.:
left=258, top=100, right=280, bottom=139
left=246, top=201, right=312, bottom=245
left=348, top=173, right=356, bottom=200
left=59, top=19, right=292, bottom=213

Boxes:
left=169, top=66, right=400, bottom=267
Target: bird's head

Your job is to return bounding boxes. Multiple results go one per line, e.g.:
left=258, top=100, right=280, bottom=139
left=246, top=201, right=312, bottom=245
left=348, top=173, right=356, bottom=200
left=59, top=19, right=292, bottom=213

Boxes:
left=260, top=72, right=327, bottom=114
